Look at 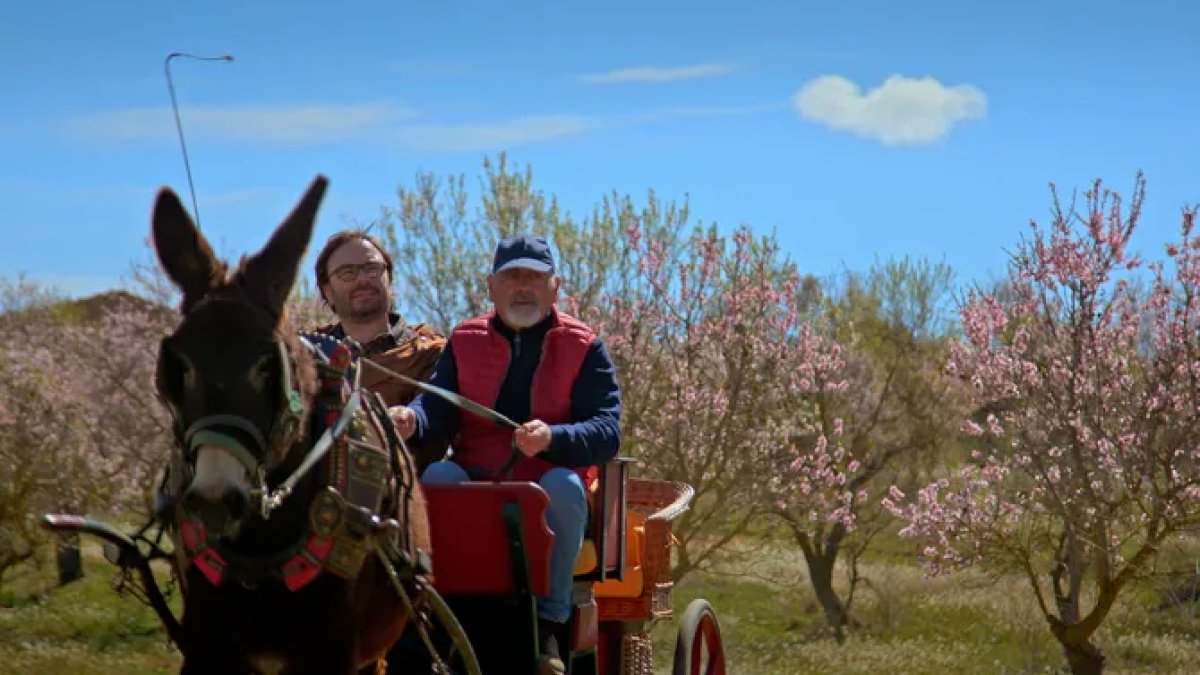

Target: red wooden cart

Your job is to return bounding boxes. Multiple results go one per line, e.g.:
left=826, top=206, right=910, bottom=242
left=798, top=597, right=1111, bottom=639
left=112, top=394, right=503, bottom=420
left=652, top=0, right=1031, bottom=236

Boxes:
left=422, top=457, right=726, bottom=674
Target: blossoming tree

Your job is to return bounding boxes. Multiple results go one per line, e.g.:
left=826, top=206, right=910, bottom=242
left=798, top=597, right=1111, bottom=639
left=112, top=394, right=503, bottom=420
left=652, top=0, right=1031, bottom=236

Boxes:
left=885, top=174, right=1200, bottom=674
left=585, top=220, right=836, bottom=580
left=376, top=152, right=681, bottom=332
left=771, top=257, right=966, bottom=642
left=0, top=283, right=175, bottom=588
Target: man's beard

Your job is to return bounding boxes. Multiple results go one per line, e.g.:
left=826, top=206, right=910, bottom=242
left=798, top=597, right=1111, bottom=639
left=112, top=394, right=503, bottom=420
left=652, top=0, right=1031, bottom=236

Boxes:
left=340, top=287, right=388, bottom=322
left=500, top=302, right=545, bottom=329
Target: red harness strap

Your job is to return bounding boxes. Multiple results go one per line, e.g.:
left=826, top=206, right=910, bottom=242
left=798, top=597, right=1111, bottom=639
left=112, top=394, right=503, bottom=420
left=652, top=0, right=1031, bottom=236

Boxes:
left=277, top=373, right=351, bottom=590
left=280, top=537, right=335, bottom=590
left=179, top=519, right=227, bottom=586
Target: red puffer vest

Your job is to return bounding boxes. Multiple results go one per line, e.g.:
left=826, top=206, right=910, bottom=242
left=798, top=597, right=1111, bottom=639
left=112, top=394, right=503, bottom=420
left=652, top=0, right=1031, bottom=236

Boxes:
left=450, top=309, right=599, bottom=485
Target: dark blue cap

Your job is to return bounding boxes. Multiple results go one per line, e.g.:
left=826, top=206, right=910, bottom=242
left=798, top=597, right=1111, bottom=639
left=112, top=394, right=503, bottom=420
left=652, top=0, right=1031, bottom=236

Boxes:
left=492, top=235, right=555, bottom=274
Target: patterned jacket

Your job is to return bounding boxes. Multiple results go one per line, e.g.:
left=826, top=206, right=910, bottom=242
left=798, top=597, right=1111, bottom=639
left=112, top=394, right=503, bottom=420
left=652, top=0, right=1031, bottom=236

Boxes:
left=312, top=313, right=448, bottom=470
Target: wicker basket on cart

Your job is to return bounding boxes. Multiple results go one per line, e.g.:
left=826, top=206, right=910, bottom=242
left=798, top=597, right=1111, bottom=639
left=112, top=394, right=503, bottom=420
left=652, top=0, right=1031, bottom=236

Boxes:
left=596, top=477, right=694, bottom=675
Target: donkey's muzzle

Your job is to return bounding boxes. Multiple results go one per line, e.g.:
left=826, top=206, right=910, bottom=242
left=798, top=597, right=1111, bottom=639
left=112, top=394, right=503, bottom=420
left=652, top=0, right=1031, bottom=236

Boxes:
left=181, top=484, right=249, bottom=536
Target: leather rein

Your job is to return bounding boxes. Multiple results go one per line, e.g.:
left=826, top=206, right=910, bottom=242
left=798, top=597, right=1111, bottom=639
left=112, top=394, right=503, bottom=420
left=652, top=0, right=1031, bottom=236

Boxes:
left=356, top=358, right=523, bottom=479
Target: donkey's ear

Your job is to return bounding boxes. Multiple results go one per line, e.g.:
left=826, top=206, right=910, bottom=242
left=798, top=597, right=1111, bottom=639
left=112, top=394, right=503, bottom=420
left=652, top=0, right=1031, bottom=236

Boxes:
left=152, top=188, right=225, bottom=309
left=241, top=175, right=329, bottom=319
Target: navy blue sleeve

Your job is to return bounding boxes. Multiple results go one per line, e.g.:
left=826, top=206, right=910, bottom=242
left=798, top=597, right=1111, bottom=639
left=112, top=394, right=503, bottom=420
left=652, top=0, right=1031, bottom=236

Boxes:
left=542, top=338, right=622, bottom=468
left=408, top=341, right=461, bottom=448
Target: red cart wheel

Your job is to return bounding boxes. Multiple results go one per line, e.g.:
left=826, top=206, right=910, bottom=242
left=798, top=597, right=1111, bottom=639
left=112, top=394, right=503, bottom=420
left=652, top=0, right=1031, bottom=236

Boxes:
left=671, top=599, right=725, bottom=675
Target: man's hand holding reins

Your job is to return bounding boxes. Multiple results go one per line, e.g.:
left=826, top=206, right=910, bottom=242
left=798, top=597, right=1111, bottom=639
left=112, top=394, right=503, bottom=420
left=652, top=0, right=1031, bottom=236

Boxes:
left=514, top=419, right=552, bottom=457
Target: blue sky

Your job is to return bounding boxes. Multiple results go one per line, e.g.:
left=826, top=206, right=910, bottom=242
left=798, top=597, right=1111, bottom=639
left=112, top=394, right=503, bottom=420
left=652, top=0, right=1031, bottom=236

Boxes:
left=2, top=1, right=1197, bottom=309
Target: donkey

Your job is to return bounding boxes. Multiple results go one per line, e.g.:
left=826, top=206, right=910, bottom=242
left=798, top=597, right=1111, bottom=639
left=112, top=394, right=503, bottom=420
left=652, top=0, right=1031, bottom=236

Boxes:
left=150, top=175, right=431, bottom=674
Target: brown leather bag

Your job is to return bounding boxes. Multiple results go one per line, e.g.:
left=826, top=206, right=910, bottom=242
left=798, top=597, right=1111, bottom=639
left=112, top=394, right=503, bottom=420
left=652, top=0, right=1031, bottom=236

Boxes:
left=358, top=323, right=446, bottom=406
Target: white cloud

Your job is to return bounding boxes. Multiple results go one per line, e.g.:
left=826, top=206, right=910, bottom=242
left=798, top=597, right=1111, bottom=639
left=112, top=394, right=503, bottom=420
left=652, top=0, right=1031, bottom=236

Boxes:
left=389, top=114, right=602, bottom=153
left=791, top=74, right=987, bottom=146
left=64, top=104, right=593, bottom=152
left=580, top=63, right=737, bottom=84
left=61, top=98, right=770, bottom=154
left=65, top=102, right=419, bottom=145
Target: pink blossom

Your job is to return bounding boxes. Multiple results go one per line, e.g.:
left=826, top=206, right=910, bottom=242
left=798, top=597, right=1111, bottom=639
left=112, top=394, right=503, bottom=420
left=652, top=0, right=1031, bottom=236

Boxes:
left=2, top=291, right=178, bottom=525
left=887, top=175, right=1200, bottom=655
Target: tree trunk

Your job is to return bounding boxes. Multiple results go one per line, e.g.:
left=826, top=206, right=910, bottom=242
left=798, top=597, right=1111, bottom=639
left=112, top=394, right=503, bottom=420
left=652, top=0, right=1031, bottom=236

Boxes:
left=1059, top=636, right=1105, bottom=675
left=56, top=532, right=83, bottom=586
left=803, top=548, right=849, bottom=643
left=1049, top=617, right=1106, bottom=675
left=0, top=547, right=37, bottom=599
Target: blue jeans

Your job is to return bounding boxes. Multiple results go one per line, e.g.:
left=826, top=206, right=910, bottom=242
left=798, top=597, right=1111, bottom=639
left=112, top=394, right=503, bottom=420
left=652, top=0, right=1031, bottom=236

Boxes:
left=422, top=460, right=587, bottom=623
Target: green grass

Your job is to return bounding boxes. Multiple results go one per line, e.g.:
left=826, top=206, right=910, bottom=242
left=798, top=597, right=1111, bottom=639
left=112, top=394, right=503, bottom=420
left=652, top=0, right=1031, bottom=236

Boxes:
left=0, top=547, right=180, bottom=674
left=638, top=533, right=1200, bottom=675
left=3, top=539, right=1200, bottom=674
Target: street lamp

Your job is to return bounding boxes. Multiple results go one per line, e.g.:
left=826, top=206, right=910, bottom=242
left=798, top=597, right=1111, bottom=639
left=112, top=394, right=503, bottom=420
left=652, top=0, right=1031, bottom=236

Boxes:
left=164, top=51, right=235, bottom=229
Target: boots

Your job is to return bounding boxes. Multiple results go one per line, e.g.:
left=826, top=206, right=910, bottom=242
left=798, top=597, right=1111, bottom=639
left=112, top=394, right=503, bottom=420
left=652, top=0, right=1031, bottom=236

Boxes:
left=537, top=618, right=565, bottom=675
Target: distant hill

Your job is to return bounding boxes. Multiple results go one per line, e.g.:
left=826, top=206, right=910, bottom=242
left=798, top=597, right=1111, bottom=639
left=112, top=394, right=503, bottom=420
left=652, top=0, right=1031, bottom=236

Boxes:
left=0, top=289, right=173, bottom=329
left=61, top=290, right=171, bottom=323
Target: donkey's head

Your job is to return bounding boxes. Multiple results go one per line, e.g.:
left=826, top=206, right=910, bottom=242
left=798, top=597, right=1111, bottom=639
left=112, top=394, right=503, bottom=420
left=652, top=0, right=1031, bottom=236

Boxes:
left=152, top=176, right=328, bottom=538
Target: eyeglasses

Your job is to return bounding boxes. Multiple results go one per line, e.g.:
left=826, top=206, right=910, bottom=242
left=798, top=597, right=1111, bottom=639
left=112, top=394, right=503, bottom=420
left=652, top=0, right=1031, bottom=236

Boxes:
left=330, top=262, right=387, bottom=282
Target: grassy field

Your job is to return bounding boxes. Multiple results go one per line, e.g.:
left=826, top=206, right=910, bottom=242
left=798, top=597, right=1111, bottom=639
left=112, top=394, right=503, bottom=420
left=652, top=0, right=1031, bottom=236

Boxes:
left=0, top=546, right=179, bottom=675
left=3, top=539, right=1200, bottom=674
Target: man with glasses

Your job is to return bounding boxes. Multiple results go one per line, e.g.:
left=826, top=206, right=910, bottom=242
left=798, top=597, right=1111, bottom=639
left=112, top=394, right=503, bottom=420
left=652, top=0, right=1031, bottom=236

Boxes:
left=310, top=229, right=448, bottom=470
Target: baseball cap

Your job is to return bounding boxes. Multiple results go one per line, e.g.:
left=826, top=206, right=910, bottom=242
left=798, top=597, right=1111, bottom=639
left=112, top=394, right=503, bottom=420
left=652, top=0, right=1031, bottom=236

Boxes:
left=492, top=235, right=555, bottom=274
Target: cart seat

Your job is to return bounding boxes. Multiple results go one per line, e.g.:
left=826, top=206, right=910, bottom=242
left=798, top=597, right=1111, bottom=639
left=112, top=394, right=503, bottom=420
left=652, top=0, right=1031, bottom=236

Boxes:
left=423, top=459, right=632, bottom=595
left=571, top=459, right=632, bottom=583
left=594, top=478, right=694, bottom=631
left=591, top=509, right=646, bottom=597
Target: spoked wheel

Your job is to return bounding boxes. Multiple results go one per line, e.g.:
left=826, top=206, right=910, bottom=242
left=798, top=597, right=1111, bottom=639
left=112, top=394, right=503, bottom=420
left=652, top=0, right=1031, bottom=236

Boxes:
left=671, top=599, right=726, bottom=675
left=385, top=580, right=481, bottom=675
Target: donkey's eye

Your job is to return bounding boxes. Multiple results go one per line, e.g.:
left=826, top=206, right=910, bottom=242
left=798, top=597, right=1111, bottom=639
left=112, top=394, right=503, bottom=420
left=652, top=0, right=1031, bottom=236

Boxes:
left=247, top=354, right=275, bottom=392
left=156, top=342, right=195, bottom=402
